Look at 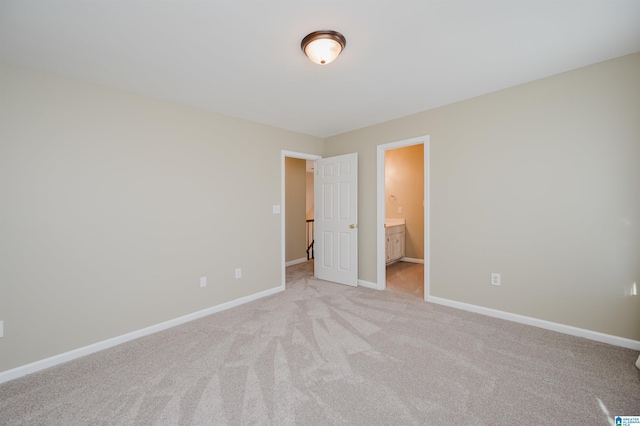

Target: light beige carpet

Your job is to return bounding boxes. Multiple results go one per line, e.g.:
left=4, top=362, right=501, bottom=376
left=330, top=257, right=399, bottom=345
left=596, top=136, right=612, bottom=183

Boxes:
left=1, top=260, right=638, bottom=425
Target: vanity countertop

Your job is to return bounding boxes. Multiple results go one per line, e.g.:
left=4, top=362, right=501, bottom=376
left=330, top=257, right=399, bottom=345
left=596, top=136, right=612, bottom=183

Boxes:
left=385, top=218, right=406, bottom=227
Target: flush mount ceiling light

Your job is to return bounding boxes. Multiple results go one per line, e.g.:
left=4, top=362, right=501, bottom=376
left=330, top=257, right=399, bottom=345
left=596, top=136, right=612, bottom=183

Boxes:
left=301, top=30, right=346, bottom=65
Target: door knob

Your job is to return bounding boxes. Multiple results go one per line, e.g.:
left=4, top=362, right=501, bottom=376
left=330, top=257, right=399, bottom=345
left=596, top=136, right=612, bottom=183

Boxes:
left=349, top=224, right=357, bottom=229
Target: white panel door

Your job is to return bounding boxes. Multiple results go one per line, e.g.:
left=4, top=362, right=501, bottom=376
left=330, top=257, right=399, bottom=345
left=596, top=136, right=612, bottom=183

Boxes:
left=314, top=153, right=358, bottom=286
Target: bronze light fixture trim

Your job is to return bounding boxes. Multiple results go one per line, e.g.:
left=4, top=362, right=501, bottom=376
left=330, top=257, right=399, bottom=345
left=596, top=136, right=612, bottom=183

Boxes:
left=301, top=30, right=347, bottom=65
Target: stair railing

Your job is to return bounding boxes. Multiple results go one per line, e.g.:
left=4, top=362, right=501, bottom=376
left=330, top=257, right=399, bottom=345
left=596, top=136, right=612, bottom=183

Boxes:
left=306, top=219, right=314, bottom=260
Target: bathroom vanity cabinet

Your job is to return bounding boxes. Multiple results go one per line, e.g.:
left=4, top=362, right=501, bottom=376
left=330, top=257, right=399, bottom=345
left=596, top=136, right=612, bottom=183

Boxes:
left=385, top=223, right=406, bottom=264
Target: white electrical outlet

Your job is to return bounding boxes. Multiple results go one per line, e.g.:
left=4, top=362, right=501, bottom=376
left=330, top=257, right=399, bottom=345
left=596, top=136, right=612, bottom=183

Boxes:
left=235, top=268, right=242, bottom=279
left=200, top=276, right=207, bottom=288
left=491, top=273, right=501, bottom=286
left=0, top=321, right=4, bottom=338
left=398, top=206, right=403, bottom=213
left=272, top=205, right=281, bottom=214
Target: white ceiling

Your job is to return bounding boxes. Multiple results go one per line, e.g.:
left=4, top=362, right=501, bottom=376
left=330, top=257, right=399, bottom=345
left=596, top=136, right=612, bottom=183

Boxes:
left=2, top=1, right=639, bottom=138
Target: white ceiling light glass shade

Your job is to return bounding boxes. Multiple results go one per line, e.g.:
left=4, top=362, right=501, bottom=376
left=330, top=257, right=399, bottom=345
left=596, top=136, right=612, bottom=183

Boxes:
left=301, top=30, right=346, bottom=65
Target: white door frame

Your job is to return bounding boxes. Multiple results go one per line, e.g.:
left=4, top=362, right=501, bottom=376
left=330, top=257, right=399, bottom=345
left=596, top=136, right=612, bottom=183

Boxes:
left=376, top=136, right=430, bottom=300
left=281, top=150, right=322, bottom=289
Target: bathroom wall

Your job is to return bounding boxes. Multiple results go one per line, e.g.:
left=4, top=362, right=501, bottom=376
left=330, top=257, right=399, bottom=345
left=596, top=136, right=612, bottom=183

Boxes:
left=285, top=157, right=307, bottom=262
left=385, top=144, right=424, bottom=260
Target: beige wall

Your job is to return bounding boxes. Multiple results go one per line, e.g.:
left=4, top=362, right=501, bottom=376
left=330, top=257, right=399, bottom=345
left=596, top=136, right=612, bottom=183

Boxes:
left=285, top=158, right=307, bottom=262
left=306, top=171, right=314, bottom=220
left=2, top=53, right=639, bottom=374
left=385, top=144, right=424, bottom=259
left=0, top=63, right=323, bottom=373
left=326, top=53, right=640, bottom=341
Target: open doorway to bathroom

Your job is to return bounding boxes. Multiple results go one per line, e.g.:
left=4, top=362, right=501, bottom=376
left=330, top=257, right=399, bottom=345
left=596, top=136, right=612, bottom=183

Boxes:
left=384, top=144, right=424, bottom=298
left=376, top=136, right=429, bottom=301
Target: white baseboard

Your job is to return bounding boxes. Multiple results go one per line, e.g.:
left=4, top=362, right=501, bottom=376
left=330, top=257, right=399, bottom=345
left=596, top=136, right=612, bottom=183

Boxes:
left=285, top=257, right=308, bottom=267
left=358, top=279, right=383, bottom=290
left=400, top=257, right=424, bottom=264
left=427, top=295, right=640, bottom=351
left=0, top=285, right=285, bottom=384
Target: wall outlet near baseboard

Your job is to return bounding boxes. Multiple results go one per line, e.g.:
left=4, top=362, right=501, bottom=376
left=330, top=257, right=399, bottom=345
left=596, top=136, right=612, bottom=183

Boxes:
left=491, top=273, right=501, bottom=286
left=235, top=268, right=242, bottom=279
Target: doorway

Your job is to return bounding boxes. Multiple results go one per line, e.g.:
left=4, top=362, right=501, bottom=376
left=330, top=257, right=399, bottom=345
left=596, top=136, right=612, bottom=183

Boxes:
left=376, top=136, right=430, bottom=301
left=281, top=150, right=359, bottom=289
left=281, top=151, right=321, bottom=288
left=384, top=144, right=425, bottom=298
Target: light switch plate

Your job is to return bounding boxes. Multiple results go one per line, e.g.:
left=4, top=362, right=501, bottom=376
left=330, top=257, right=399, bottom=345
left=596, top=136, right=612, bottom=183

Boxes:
left=273, top=205, right=281, bottom=214
left=0, top=320, right=4, bottom=337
